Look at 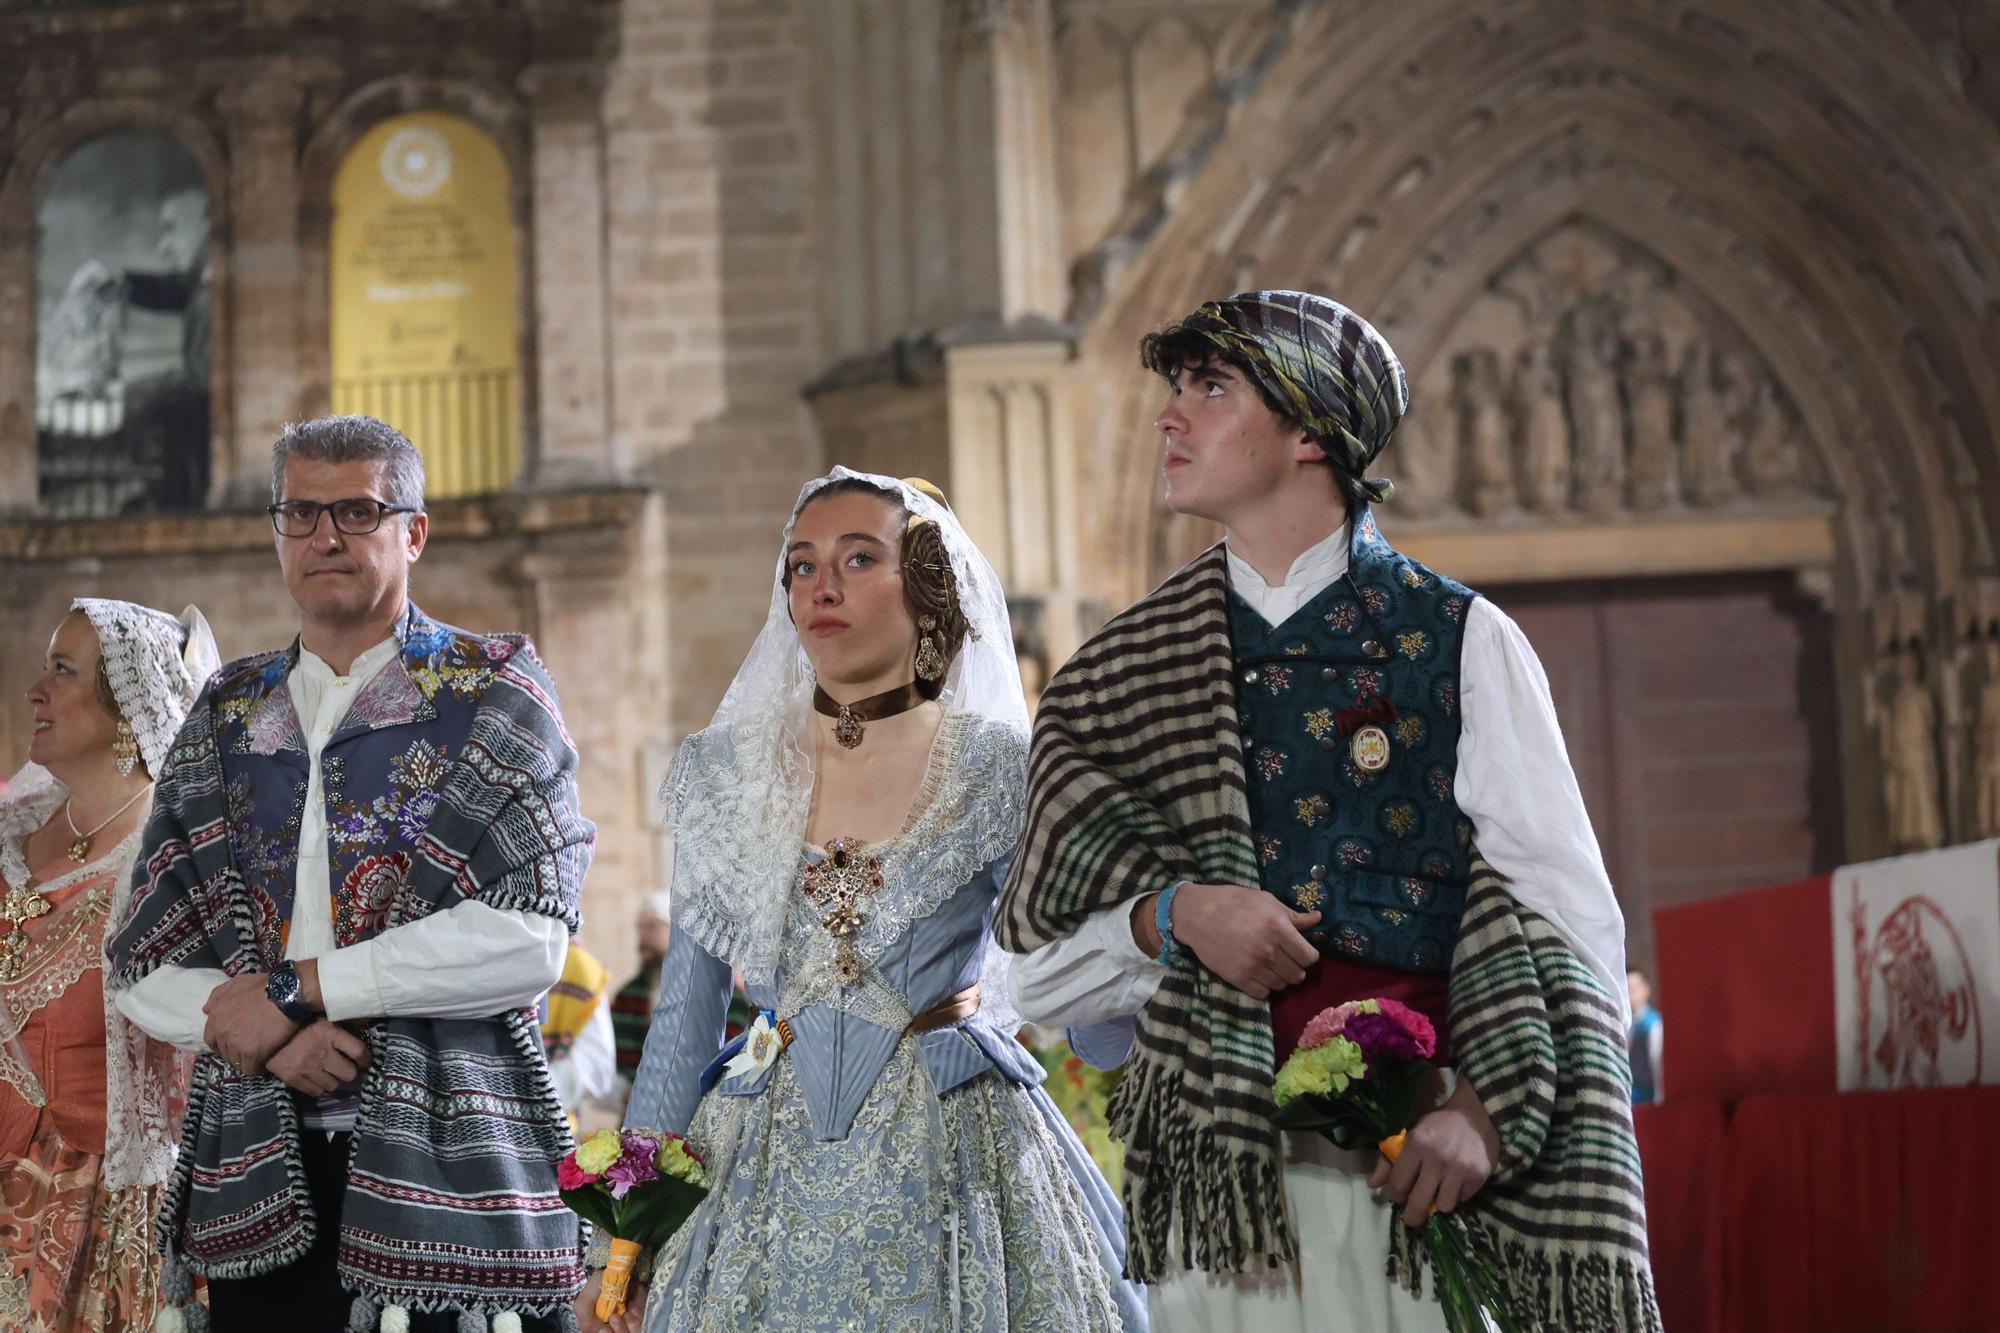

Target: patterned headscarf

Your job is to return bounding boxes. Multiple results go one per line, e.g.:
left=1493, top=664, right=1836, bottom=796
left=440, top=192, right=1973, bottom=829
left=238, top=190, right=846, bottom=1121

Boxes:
left=1172, top=289, right=1410, bottom=501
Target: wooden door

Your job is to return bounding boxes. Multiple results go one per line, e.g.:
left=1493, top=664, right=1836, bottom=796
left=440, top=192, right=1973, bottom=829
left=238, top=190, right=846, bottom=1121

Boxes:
left=1487, top=573, right=1844, bottom=975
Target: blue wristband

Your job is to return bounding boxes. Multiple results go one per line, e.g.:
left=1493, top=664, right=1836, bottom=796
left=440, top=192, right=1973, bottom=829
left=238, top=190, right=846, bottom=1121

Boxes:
left=1154, top=881, right=1188, bottom=966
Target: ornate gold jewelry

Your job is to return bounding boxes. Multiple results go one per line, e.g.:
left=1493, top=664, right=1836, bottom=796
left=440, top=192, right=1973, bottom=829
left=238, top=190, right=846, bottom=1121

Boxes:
left=914, top=614, right=945, bottom=681
left=0, top=881, right=52, bottom=981
left=812, top=682, right=927, bottom=750
left=112, top=718, right=140, bottom=778
left=62, top=783, right=155, bottom=864
left=801, top=837, right=886, bottom=986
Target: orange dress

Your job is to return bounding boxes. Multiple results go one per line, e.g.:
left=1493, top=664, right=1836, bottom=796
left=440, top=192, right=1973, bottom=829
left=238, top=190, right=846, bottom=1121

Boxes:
left=0, top=832, right=170, bottom=1332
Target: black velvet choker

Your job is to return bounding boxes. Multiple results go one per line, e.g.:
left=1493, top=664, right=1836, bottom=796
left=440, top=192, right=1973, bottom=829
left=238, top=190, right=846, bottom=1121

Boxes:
left=812, top=681, right=926, bottom=749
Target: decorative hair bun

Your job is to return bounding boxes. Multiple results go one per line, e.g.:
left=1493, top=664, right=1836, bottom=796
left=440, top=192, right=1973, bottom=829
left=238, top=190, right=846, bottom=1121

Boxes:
left=901, top=476, right=950, bottom=518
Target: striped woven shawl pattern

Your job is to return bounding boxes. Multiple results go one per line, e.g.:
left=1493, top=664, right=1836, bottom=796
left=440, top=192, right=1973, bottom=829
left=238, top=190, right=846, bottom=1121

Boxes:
left=996, top=545, right=1290, bottom=1279
left=1412, top=861, right=1663, bottom=1330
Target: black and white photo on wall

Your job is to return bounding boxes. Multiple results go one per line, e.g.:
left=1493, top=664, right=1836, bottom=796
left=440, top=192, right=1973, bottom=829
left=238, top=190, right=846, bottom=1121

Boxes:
left=36, top=133, right=210, bottom=517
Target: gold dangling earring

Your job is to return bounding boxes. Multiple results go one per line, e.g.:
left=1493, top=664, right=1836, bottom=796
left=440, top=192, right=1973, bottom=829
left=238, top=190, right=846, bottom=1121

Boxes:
left=112, top=718, right=139, bottom=779
left=914, top=615, right=945, bottom=682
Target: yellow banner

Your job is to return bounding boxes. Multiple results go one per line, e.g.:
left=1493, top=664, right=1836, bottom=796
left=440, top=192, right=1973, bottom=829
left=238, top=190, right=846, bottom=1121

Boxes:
left=330, top=112, right=519, bottom=496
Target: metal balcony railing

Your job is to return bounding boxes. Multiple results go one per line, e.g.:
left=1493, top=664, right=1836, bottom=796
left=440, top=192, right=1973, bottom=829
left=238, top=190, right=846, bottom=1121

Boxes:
left=331, top=368, right=518, bottom=498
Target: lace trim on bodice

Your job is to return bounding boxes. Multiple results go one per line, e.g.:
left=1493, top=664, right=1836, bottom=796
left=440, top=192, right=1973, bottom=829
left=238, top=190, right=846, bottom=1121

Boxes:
left=0, top=828, right=140, bottom=1107
left=0, top=823, right=187, bottom=1187
left=774, top=712, right=1023, bottom=1024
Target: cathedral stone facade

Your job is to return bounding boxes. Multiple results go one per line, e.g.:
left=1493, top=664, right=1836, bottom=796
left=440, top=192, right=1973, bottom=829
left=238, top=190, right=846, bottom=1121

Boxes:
left=3, top=0, right=1998, bottom=979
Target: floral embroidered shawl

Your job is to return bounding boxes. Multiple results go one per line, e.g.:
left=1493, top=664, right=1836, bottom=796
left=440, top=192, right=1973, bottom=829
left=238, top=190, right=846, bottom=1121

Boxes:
left=107, top=606, right=595, bottom=1321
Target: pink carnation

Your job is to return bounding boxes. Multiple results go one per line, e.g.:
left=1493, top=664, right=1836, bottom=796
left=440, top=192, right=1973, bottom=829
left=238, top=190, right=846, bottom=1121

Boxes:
left=1297, top=1001, right=1368, bottom=1052
left=557, top=1156, right=599, bottom=1192
left=1374, top=998, right=1438, bottom=1059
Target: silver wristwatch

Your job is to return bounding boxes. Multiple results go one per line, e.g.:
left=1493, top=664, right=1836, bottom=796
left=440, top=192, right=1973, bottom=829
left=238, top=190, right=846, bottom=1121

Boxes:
left=265, top=959, right=319, bottom=1024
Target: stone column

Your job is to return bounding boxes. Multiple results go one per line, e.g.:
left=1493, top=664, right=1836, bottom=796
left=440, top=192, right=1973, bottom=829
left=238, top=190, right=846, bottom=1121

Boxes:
left=520, top=60, right=615, bottom=486
left=0, top=217, right=35, bottom=516
left=948, top=0, right=1064, bottom=322
left=218, top=78, right=306, bottom=505
left=804, top=1, right=1078, bottom=675
left=944, top=338, right=1082, bottom=666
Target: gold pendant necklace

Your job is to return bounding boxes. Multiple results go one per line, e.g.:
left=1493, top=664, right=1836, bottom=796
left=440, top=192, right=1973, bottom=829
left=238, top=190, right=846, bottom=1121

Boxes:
left=61, top=783, right=154, bottom=865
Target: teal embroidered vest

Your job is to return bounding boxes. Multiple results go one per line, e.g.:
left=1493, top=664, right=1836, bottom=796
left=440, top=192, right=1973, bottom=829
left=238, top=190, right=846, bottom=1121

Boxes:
left=1228, top=507, right=1480, bottom=975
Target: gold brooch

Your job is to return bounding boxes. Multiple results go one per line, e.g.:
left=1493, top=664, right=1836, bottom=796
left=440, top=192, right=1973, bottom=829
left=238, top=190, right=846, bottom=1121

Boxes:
left=802, top=837, right=886, bottom=985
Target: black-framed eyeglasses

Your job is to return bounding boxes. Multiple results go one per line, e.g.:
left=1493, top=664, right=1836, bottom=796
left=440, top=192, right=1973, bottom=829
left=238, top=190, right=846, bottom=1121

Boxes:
left=267, top=498, right=420, bottom=538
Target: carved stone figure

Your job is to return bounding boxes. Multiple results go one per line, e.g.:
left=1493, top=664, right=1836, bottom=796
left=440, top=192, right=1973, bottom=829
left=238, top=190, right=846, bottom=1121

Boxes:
left=1623, top=332, right=1676, bottom=511
left=1880, top=651, right=1945, bottom=853
left=1453, top=348, right=1513, bottom=518
left=1512, top=340, right=1569, bottom=513
left=1973, top=640, right=2000, bottom=839
left=1741, top=379, right=1802, bottom=498
left=1679, top=340, right=1743, bottom=507
left=1563, top=299, right=1625, bottom=517
left=1386, top=398, right=1455, bottom=519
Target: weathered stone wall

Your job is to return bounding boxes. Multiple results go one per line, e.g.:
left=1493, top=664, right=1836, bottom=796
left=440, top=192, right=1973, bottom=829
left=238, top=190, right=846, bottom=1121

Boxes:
left=0, top=0, right=826, bottom=986
left=5, top=0, right=2000, bottom=981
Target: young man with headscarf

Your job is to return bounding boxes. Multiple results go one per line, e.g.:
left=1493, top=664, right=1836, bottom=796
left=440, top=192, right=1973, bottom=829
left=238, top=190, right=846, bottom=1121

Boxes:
left=1000, top=291, right=1660, bottom=1331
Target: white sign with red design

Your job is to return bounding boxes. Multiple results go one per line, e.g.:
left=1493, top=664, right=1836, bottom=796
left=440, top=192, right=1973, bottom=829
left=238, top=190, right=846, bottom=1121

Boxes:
left=1832, top=838, right=2000, bottom=1091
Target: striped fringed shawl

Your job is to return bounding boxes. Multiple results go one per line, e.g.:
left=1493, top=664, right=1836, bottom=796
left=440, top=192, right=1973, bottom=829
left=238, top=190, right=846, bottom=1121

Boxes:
left=997, top=544, right=1661, bottom=1329
left=1416, top=863, right=1663, bottom=1332
left=996, top=544, right=1291, bottom=1280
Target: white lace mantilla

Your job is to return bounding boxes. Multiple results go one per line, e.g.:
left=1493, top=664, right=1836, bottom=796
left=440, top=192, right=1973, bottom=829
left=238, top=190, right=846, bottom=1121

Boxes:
left=659, top=468, right=1031, bottom=988
left=69, top=598, right=218, bottom=778
left=676, top=710, right=1027, bottom=1029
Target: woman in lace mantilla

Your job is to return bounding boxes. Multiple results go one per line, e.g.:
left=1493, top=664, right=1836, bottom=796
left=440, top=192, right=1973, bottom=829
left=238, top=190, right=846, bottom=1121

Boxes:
left=587, top=470, right=1144, bottom=1332
left=0, top=599, right=216, bottom=1331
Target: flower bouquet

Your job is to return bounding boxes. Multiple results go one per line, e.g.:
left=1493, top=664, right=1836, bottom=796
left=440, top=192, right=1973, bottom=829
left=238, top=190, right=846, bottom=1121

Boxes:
left=559, top=1127, right=711, bottom=1319
left=1269, top=999, right=1520, bottom=1333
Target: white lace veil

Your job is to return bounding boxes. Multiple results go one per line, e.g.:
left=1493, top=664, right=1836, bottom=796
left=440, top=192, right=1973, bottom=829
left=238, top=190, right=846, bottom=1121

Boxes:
left=661, top=467, right=1030, bottom=1008
left=70, top=599, right=220, bottom=778
left=2, top=600, right=218, bottom=817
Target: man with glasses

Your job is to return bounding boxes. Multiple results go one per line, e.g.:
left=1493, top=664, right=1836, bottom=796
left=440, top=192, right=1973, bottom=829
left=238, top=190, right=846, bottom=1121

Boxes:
left=110, top=415, right=594, bottom=1331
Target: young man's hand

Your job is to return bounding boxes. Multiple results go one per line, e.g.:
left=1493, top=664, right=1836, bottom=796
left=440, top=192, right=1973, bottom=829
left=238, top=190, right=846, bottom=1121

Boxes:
left=264, top=1021, right=371, bottom=1096
left=201, top=974, right=299, bottom=1075
left=1368, top=1073, right=1501, bottom=1227
left=1131, top=883, right=1321, bottom=998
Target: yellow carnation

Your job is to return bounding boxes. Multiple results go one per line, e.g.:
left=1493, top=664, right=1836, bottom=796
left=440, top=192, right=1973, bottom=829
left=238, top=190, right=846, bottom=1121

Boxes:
left=574, top=1128, right=623, bottom=1175
left=1273, top=1036, right=1368, bottom=1106
left=1273, top=1061, right=1317, bottom=1106
left=657, top=1136, right=709, bottom=1187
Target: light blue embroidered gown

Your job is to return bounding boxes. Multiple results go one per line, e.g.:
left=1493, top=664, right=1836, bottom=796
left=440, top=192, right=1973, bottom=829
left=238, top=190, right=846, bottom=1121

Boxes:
left=626, top=713, right=1144, bottom=1332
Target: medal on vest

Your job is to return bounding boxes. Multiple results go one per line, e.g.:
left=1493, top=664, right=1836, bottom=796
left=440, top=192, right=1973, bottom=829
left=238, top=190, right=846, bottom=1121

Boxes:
left=1350, top=724, right=1392, bottom=773
left=1335, top=697, right=1399, bottom=774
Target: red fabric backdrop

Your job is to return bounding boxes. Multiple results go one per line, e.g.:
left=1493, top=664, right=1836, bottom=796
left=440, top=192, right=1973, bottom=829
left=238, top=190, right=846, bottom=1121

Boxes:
left=1642, top=874, right=1996, bottom=1331
left=1720, top=1087, right=1998, bottom=1332
left=1655, top=873, right=1837, bottom=1102
left=1632, top=1099, right=1726, bottom=1333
